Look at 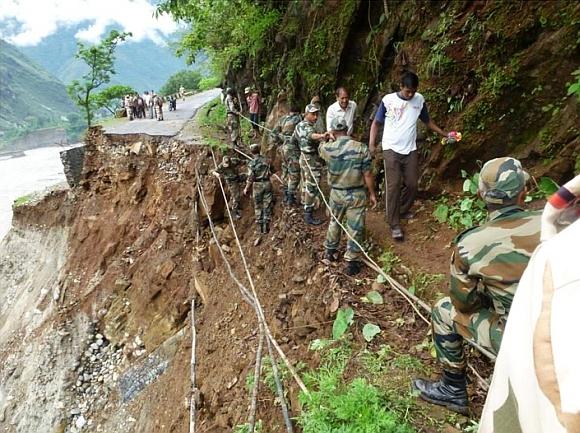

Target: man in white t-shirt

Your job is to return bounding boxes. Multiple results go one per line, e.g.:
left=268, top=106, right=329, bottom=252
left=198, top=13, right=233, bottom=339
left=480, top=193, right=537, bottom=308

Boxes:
left=369, top=71, right=449, bottom=241
left=326, top=87, right=357, bottom=136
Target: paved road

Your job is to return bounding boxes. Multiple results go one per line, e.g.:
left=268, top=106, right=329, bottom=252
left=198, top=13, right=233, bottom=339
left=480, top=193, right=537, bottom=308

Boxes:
left=104, top=88, right=221, bottom=136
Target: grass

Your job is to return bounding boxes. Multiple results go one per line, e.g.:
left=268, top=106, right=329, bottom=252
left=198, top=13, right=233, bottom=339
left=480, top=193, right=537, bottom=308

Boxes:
left=13, top=194, right=33, bottom=207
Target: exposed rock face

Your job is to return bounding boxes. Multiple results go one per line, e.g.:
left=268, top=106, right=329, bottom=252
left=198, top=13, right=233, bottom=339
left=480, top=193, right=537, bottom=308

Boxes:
left=61, top=146, right=86, bottom=188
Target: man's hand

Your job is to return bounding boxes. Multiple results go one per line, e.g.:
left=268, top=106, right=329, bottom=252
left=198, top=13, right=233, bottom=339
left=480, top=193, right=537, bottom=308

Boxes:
left=369, top=193, right=378, bottom=209
left=369, top=142, right=376, bottom=156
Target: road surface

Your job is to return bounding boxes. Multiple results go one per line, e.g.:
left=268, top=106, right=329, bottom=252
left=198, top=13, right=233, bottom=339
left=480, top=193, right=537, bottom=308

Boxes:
left=104, top=88, right=221, bottom=136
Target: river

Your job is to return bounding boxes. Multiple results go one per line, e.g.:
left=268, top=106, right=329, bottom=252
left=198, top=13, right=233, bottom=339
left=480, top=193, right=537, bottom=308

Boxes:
left=0, top=145, right=75, bottom=240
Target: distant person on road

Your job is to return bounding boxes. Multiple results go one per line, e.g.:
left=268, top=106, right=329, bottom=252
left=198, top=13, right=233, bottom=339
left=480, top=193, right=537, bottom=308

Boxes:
left=412, top=157, right=541, bottom=415
left=124, top=94, right=134, bottom=120
left=212, top=155, right=245, bottom=220
left=369, top=71, right=449, bottom=241
left=326, top=87, right=357, bottom=136
left=244, top=143, right=273, bottom=234
left=148, top=90, right=155, bottom=119
left=225, top=88, right=242, bottom=148
left=179, top=85, right=185, bottom=101
left=320, top=116, right=377, bottom=276
left=153, top=93, right=164, bottom=121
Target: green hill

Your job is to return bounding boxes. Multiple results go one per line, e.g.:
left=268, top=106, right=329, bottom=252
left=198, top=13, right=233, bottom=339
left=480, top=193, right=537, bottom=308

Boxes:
left=0, top=39, right=77, bottom=138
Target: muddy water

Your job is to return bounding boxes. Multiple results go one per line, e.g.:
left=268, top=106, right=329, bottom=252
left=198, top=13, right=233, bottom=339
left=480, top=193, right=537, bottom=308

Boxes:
left=0, top=145, right=75, bottom=239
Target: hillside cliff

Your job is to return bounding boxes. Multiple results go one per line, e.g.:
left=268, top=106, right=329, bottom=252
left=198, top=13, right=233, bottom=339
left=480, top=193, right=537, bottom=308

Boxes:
left=223, top=0, right=579, bottom=184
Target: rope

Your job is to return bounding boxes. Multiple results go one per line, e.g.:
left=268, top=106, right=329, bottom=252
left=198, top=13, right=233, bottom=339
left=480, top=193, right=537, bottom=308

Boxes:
left=189, top=299, right=196, bottom=433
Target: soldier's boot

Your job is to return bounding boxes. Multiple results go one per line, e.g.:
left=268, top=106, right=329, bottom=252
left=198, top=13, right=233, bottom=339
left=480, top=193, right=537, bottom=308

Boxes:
left=255, top=222, right=262, bottom=235
left=345, top=260, right=362, bottom=276
left=304, top=210, right=323, bottom=226
left=261, top=221, right=269, bottom=234
left=412, top=371, right=468, bottom=415
left=287, top=192, right=297, bottom=206
left=324, top=249, right=338, bottom=262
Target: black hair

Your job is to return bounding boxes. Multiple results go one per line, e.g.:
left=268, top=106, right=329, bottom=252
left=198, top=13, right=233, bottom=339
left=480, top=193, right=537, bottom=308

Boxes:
left=401, top=71, right=419, bottom=89
left=335, top=86, right=348, bottom=97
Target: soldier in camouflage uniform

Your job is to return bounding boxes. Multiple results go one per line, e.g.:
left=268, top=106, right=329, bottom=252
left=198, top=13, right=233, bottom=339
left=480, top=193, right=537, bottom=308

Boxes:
left=153, top=93, right=164, bottom=121
left=212, top=155, right=245, bottom=219
left=294, top=104, right=332, bottom=225
left=413, top=157, right=541, bottom=415
left=320, top=116, right=377, bottom=275
left=225, top=88, right=242, bottom=148
left=244, top=144, right=273, bottom=234
left=271, top=104, right=302, bottom=205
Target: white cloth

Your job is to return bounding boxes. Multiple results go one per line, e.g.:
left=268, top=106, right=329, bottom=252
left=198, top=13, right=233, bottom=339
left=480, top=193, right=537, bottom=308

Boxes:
left=326, top=100, right=357, bottom=135
left=479, top=219, right=580, bottom=433
left=379, top=92, right=425, bottom=155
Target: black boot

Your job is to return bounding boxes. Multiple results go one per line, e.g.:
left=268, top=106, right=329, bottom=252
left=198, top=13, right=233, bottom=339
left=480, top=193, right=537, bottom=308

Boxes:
left=324, top=249, right=337, bottom=262
left=412, top=370, right=468, bottom=415
left=345, top=260, right=362, bottom=276
left=287, top=192, right=297, bottom=206
left=304, top=210, right=323, bottom=226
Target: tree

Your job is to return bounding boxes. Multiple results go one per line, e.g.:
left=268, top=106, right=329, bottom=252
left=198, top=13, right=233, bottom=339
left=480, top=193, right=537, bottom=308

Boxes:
left=67, top=30, right=131, bottom=127
left=159, top=70, right=202, bottom=96
left=92, top=85, right=136, bottom=115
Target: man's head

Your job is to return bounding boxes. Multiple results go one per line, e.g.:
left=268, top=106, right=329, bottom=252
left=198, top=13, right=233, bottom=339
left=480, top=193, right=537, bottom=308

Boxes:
left=244, top=86, right=251, bottom=94
left=336, top=87, right=350, bottom=110
left=478, top=157, right=528, bottom=208
left=330, top=116, right=348, bottom=137
left=399, top=71, right=420, bottom=100
left=250, top=143, right=261, bottom=155
left=304, top=103, right=320, bottom=123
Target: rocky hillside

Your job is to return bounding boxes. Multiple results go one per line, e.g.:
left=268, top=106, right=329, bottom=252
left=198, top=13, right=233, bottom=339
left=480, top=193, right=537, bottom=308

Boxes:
left=0, top=39, right=77, bottom=134
left=219, top=0, right=579, bottom=184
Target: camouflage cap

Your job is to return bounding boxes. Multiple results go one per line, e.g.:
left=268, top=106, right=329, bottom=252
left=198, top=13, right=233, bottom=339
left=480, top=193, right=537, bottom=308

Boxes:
left=330, top=116, right=348, bottom=131
left=305, top=103, right=320, bottom=113
left=478, top=157, right=528, bottom=204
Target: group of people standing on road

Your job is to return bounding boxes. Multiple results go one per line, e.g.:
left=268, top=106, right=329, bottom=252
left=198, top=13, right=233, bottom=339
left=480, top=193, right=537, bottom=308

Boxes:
left=216, top=70, right=580, bottom=428
left=124, top=86, right=186, bottom=122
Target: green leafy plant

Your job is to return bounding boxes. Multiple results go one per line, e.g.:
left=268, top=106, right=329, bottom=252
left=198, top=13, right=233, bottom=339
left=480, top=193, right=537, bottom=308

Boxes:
left=527, top=176, right=559, bottom=201
left=233, top=420, right=262, bottom=433
left=13, top=194, right=33, bottom=207
left=159, top=69, right=203, bottom=96
left=378, top=247, right=401, bottom=275
left=567, top=68, right=580, bottom=97
left=332, top=307, right=354, bottom=340
left=433, top=170, right=487, bottom=230
left=362, top=291, right=384, bottom=305
left=409, top=272, right=445, bottom=297
left=362, top=323, right=381, bottom=342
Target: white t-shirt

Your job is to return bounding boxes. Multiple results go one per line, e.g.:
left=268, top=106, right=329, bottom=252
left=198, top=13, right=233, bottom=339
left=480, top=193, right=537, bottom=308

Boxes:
left=375, top=92, right=429, bottom=155
left=326, top=100, right=357, bottom=135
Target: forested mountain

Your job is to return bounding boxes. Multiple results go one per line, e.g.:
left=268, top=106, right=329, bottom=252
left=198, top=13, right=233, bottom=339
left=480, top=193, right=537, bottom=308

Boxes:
left=0, top=39, right=77, bottom=134
left=17, top=24, right=206, bottom=92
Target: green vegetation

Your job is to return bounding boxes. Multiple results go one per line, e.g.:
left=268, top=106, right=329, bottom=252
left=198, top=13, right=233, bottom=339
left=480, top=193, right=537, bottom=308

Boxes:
left=159, top=69, right=202, bottom=96
left=298, top=342, right=415, bottom=433
left=233, top=420, right=262, bottom=433
left=67, top=29, right=131, bottom=127
left=409, top=272, right=445, bottom=297
left=332, top=307, right=355, bottom=340
left=378, top=247, right=401, bottom=275
left=567, top=68, right=580, bottom=97
left=13, top=194, right=33, bottom=207
left=198, top=75, right=220, bottom=91
left=433, top=170, right=487, bottom=230
left=92, top=85, right=135, bottom=116
left=422, top=13, right=456, bottom=76
left=197, top=98, right=229, bottom=152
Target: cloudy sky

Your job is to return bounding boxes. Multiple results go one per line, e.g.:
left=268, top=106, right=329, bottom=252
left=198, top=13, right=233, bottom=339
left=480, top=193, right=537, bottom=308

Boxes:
left=0, top=0, right=179, bottom=46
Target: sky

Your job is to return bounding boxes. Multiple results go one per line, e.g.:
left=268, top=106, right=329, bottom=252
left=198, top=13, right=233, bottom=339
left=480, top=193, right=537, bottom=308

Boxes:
left=0, top=0, right=179, bottom=46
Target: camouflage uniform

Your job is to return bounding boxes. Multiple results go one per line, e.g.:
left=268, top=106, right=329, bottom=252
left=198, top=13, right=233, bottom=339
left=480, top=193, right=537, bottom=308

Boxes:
left=153, top=95, right=164, bottom=121
left=294, top=119, right=323, bottom=212
left=320, top=136, right=372, bottom=262
left=246, top=154, right=273, bottom=226
left=124, top=95, right=134, bottom=120
left=225, top=94, right=241, bottom=147
left=433, top=206, right=541, bottom=372
left=271, top=113, right=301, bottom=196
left=216, top=157, right=245, bottom=214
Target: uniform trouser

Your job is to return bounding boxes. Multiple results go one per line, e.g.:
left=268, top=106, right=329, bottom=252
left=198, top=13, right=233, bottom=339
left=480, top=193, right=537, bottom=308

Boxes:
left=126, top=107, right=133, bottom=120
left=300, top=153, right=322, bottom=212
left=227, top=114, right=240, bottom=146
left=149, top=105, right=154, bottom=119
left=383, top=150, right=418, bottom=228
left=225, top=180, right=241, bottom=212
left=324, top=188, right=366, bottom=262
left=155, top=105, right=163, bottom=120
left=432, top=296, right=504, bottom=373
left=282, top=147, right=300, bottom=196
left=252, top=181, right=273, bottom=223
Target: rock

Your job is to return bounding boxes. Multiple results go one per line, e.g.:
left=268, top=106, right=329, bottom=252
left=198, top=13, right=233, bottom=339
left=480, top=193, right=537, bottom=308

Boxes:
left=114, top=278, right=131, bottom=290
left=292, top=275, right=307, bottom=283
left=75, top=415, right=87, bottom=429
left=158, top=259, right=176, bottom=279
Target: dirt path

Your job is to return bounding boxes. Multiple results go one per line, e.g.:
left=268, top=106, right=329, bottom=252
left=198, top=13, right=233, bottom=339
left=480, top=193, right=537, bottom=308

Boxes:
left=103, top=89, right=221, bottom=136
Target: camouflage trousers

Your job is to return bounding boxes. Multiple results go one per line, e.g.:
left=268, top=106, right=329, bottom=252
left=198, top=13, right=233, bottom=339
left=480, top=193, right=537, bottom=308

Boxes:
left=227, top=113, right=240, bottom=146
left=282, top=147, right=300, bottom=195
left=432, top=297, right=505, bottom=372
left=252, top=181, right=273, bottom=223
left=324, top=188, right=366, bottom=262
left=225, top=180, right=241, bottom=212
left=126, top=106, right=134, bottom=120
left=155, top=105, right=163, bottom=120
left=300, top=153, right=323, bottom=212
